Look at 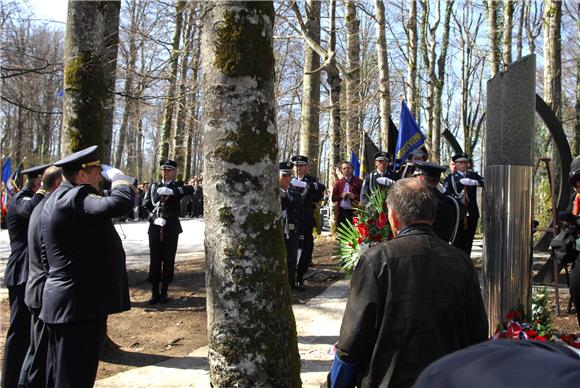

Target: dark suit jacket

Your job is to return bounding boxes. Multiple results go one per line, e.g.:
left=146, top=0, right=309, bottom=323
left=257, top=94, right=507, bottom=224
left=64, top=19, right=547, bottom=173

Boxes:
left=331, top=176, right=363, bottom=220
left=25, top=195, right=50, bottom=309
left=40, top=176, right=136, bottom=324
left=143, top=180, right=194, bottom=236
left=4, top=187, right=45, bottom=287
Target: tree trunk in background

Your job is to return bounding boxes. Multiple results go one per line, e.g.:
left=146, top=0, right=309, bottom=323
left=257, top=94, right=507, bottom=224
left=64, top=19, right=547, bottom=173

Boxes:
left=345, top=0, right=361, bottom=158
left=516, top=0, right=525, bottom=60
left=406, top=0, right=419, bottom=117
left=327, top=0, right=342, bottom=184
left=502, top=0, right=514, bottom=69
left=419, top=0, right=434, bottom=155
left=575, top=1, right=580, bottom=156
left=486, top=0, right=499, bottom=77
left=299, top=0, right=321, bottom=177
left=101, top=1, right=121, bottom=164
left=374, top=0, right=391, bottom=151
left=201, top=2, right=300, bottom=385
left=116, top=0, right=138, bottom=168
left=543, top=0, right=562, bottom=121
left=173, top=7, right=194, bottom=180
left=61, top=1, right=120, bottom=157
left=184, top=16, right=202, bottom=181
left=158, top=1, right=185, bottom=162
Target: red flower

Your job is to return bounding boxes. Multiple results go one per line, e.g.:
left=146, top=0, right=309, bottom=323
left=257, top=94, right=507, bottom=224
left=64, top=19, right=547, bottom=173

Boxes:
left=560, top=334, right=575, bottom=343
left=357, top=223, right=369, bottom=238
left=371, top=234, right=382, bottom=242
left=533, top=335, right=548, bottom=342
left=352, top=217, right=359, bottom=225
left=570, top=341, right=580, bottom=349
left=357, top=237, right=363, bottom=245
left=375, top=212, right=387, bottom=228
left=347, top=242, right=353, bottom=247
left=525, top=330, right=538, bottom=338
left=506, top=310, right=521, bottom=321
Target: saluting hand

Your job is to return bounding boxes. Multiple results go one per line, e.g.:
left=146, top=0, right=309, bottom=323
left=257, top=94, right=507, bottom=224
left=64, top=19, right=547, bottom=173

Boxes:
left=460, top=178, right=479, bottom=187
left=101, top=165, right=124, bottom=181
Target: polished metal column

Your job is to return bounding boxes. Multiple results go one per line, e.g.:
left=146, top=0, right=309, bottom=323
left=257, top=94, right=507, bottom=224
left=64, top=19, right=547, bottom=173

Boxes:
left=484, top=55, right=535, bottom=333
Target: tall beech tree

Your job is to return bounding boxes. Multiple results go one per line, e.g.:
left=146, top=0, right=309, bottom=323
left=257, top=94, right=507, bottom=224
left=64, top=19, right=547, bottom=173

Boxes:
left=201, top=2, right=300, bottom=385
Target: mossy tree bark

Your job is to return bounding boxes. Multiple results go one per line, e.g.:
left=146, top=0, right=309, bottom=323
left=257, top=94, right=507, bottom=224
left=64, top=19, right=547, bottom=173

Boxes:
left=298, top=0, right=321, bottom=178
left=201, top=2, right=301, bottom=386
left=345, top=0, right=361, bottom=159
left=61, top=1, right=121, bottom=158
left=406, top=0, right=419, bottom=117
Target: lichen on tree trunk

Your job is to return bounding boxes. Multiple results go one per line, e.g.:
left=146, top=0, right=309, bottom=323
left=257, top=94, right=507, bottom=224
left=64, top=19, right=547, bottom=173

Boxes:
left=201, top=2, right=301, bottom=386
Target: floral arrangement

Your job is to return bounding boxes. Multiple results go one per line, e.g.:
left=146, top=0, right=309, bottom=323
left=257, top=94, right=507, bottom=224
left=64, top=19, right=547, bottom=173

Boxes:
left=336, top=188, right=392, bottom=273
left=494, top=288, right=580, bottom=348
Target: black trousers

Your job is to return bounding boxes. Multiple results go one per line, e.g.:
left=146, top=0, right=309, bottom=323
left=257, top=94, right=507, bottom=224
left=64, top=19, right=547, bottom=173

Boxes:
left=2, top=284, right=31, bottom=388
left=148, top=231, right=179, bottom=284
left=298, top=212, right=315, bottom=279
left=285, top=232, right=299, bottom=286
left=19, top=307, right=52, bottom=388
left=46, top=317, right=107, bottom=388
left=338, top=208, right=355, bottom=230
left=454, top=215, right=478, bottom=256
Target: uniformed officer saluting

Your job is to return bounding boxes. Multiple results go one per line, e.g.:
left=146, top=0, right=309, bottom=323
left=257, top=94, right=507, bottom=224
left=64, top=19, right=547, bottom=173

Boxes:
left=413, top=161, right=462, bottom=245
left=444, top=152, right=484, bottom=255
left=40, top=145, right=137, bottom=388
left=1, top=163, right=49, bottom=388
left=290, top=155, right=325, bottom=291
left=279, top=161, right=302, bottom=288
left=361, top=151, right=397, bottom=206
left=143, top=159, right=194, bottom=304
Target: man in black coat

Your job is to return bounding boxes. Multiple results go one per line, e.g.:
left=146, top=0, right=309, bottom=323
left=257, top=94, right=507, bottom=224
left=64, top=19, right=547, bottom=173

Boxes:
left=414, top=161, right=461, bottom=245
left=279, top=162, right=302, bottom=288
left=1, top=163, right=49, bottom=388
left=19, top=165, right=62, bottom=388
left=40, top=145, right=136, bottom=388
left=444, top=152, right=484, bottom=255
left=290, top=155, right=325, bottom=291
left=360, top=151, right=397, bottom=206
left=143, top=160, right=194, bottom=304
left=327, top=179, right=488, bottom=388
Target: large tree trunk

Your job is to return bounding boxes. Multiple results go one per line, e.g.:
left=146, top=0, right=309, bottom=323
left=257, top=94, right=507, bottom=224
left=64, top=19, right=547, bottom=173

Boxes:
left=158, top=1, right=185, bottom=161
left=201, top=2, right=300, bottom=386
left=516, top=0, right=525, bottom=60
left=406, top=0, right=419, bottom=117
left=61, top=1, right=120, bottom=156
left=486, top=0, right=499, bottom=77
left=299, top=0, right=321, bottom=177
left=543, top=0, right=562, bottom=121
left=575, top=1, right=580, bottom=156
left=345, top=0, right=361, bottom=157
left=374, top=0, right=391, bottom=151
left=327, top=0, right=341, bottom=184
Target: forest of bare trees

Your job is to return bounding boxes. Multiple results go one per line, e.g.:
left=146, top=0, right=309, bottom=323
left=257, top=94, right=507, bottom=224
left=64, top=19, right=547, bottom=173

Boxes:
left=1, top=0, right=579, bottom=187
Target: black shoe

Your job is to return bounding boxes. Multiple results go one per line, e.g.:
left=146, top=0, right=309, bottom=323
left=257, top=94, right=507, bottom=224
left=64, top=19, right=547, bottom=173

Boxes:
left=160, top=293, right=169, bottom=304
left=295, top=281, right=305, bottom=291
left=148, top=294, right=160, bottom=305
left=160, top=283, right=169, bottom=303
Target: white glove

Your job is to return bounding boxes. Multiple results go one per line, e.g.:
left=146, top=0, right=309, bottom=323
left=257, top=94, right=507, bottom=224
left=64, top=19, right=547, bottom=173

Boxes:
left=290, top=178, right=307, bottom=188
left=156, top=187, right=174, bottom=196
left=460, top=178, right=479, bottom=187
left=153, top=218, right=167, bottom=227
left=100, top=164, right=123, bottom=181
left=376, top=177, right=395, bottom=186
left=436, top=183, right=446, bottom=193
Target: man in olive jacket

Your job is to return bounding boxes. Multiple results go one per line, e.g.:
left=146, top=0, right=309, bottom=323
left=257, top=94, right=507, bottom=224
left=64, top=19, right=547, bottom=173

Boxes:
left=328, top=179, right=488, bottom=388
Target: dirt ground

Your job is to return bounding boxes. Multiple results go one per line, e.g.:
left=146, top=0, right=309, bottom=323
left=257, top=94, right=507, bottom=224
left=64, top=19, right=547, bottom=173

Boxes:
left=0, top=235, right=343, bottom=380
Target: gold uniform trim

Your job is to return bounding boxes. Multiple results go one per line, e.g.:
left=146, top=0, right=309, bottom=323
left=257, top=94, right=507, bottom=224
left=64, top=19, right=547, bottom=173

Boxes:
left=112, top=179, right=137, bottom=192
left=81, top=160, right=102, bottom=169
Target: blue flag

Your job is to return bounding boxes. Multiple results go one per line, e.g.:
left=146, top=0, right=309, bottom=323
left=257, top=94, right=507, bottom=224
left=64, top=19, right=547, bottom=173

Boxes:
left=351, top=151, right=360, bottom=178
left=2, top=157, right=11, bottom=192
left=395, top=101, right=426, bottom=169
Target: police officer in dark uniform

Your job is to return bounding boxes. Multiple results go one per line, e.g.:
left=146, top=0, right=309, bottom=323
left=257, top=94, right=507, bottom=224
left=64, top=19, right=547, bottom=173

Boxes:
left=40, top=145, right=137, bottom=388
left=143, top=159, right=194, bottom=304
left=19, top=165, right=62, bottom=388
left=290, top=155, right=325, bottom=291
left=413, top=161, right=462, bottom=245
left=279, top=162, right=302, bottom=288
left=361, top=151, right=397, bottom=205
left=444, top=152, right=484, bottom=255
left=1, top=163, right=49, bottom=388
